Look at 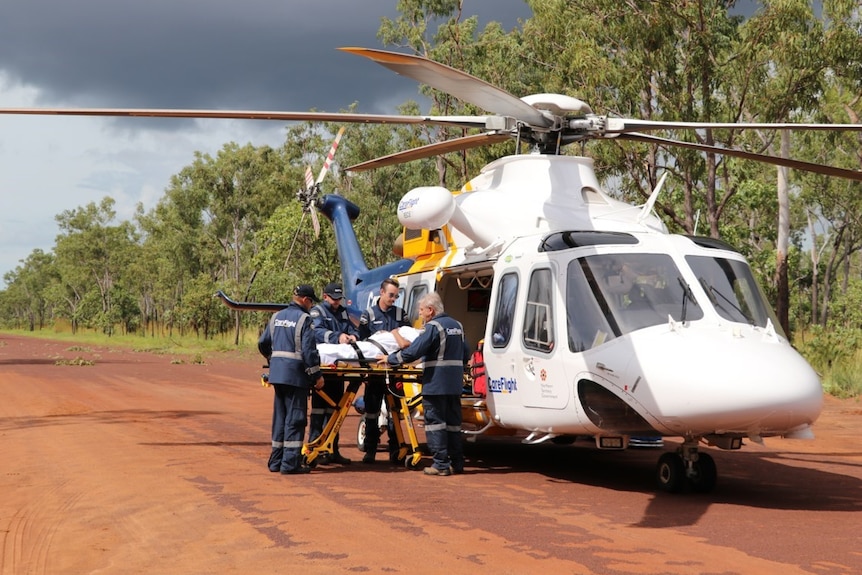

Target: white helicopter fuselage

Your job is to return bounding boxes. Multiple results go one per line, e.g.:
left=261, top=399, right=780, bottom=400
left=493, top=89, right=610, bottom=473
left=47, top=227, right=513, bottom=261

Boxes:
left=395, top=154, right=822, bottom=446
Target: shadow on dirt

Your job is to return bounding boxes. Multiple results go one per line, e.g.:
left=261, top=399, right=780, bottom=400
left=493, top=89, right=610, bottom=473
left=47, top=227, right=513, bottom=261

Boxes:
left=0, top=409, right=222, bottom=431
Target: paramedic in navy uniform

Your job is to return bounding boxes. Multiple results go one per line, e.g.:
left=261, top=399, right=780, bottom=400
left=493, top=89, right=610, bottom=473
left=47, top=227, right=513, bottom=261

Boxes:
left=358, top=277, right=410, bottom=463
left=379, top=292, right=470, bottom=476
left=307, top=282, right=358, bottom=465
left=258, top=284, right=324, bottom=475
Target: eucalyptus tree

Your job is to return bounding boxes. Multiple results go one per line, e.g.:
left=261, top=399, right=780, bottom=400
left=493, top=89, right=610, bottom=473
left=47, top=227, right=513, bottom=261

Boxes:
left=522, top=0, right=749, bottom=235
left=136, top=170, right=211, bottom=336
left=53, top=197, right=140, bottom=334
left=0, top=249, right=57, bottom=330
left=143, top=142, right=290, bottom=342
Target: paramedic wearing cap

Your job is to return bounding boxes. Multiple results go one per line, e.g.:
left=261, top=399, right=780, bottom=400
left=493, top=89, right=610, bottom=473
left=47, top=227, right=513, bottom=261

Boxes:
left=258, top=284, right=324, bottom=475
left=307, top=282, right=358, bottom=465
left=380, top=292, right=470, bottom=476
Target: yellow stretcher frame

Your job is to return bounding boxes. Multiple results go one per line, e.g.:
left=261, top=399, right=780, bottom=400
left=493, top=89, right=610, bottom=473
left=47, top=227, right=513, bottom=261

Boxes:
left=301, top=362, right=425, bottom=469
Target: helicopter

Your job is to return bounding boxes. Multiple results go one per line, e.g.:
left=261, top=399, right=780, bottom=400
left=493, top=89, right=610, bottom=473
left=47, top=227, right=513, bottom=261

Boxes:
left=2, top=47, right=861, bottom=493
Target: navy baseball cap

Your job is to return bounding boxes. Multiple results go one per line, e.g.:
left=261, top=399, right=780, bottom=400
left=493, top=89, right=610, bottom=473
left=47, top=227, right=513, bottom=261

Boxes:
left=323, top=283, right=344, bottom=299
left=294, top=284, right=320, bottom=302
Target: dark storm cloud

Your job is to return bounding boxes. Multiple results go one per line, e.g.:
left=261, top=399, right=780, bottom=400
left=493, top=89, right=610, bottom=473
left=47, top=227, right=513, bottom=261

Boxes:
left=0, top=0, right=532, bottom=280
left=0, top=0, right=531, bottom=114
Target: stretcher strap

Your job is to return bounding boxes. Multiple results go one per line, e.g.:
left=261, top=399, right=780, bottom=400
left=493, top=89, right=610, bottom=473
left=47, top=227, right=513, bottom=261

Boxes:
left=348, top=341, right=373, bottom=367
left=365, top=338, right=390, bottom=356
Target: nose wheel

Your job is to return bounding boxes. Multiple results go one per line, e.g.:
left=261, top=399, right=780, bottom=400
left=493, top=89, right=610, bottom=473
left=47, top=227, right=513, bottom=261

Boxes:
left=655, top=442, right=717, bottom=493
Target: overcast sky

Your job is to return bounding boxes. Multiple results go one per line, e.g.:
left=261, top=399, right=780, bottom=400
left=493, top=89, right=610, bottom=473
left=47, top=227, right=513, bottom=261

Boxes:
left=0, top=0, right=532, bottom=283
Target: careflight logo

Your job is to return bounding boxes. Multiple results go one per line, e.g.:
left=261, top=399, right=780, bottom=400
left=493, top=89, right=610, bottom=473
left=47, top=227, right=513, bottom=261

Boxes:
left=489, top=377, right=518, bottom=394
left=398, top=196, right=420, bottom=219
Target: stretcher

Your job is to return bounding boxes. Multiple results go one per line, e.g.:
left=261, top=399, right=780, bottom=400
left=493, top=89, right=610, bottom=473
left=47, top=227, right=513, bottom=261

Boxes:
left=300, top=353, right=425, bottom=469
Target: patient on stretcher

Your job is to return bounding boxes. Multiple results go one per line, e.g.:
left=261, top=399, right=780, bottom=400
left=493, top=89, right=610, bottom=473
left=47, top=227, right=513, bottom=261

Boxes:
left=318, top=326, right=421, bottom=365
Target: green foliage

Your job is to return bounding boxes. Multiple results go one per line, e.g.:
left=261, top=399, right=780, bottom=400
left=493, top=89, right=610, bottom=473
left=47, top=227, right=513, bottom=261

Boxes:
left=797, top=324, right=862, bottom=373
left=822, top=361, right=862, bottom=399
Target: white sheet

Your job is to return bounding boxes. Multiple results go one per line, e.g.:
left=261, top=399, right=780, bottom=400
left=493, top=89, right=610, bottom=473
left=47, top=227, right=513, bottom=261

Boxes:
left=318, top=326, right=422, bottom=365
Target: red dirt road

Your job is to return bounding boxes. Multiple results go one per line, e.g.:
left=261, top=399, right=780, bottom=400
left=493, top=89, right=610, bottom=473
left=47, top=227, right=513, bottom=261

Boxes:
left=1, top=334, right=861, bottom=575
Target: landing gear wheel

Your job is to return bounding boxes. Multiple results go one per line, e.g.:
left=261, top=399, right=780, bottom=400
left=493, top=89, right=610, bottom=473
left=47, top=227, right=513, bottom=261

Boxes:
left=656, top=452, right=685, bottom=493
left=356, top=419, right=367, bottom=452
left=405, top=455, right=422, bottom=470
left=688, top=452, right=717, bottom=493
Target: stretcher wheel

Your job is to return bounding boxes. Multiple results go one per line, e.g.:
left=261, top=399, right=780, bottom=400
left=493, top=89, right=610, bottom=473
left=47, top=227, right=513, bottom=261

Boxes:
left=302, top=454, right=319, bottom=469
left=356, top=419, right=367, bottom=452
left=405, top=454, right=422, bottom=470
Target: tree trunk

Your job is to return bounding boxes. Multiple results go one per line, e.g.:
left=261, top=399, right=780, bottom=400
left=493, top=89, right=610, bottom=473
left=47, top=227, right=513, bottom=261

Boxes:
left=775, top=131, right=791, bottom=336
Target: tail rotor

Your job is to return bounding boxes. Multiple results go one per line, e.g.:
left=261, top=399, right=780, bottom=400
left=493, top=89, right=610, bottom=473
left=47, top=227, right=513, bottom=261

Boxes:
left=296, top=126, right=346, bottom=237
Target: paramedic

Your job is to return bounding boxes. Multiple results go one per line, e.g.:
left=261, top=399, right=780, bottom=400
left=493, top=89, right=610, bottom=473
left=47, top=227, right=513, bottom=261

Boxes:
left=308, top=282, right=358, bottom=465
left=358, top=277, right=410, bottom=463
left=380, top=292, right=470, bottom=476
left=258, top=284, right=324, bottom=475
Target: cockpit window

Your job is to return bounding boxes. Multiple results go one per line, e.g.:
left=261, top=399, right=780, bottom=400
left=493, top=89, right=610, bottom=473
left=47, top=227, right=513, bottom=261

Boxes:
left=567, top=253, right=703, bottom=350
left=686, top=255, right=784, bottom=336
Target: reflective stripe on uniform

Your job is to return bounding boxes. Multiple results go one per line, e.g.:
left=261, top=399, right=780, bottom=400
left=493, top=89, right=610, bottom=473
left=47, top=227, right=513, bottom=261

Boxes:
left=284, top=440, right=303, bottom=448
left=446, top=424, right=461, bottom=432
left=425, top=422, right=447, bottom=432
left=424, top=360, right=464, bottom=367
left=272, top=350, right=302, bottom=359
left=272, top=440, right=284, bottom=448
left=428, top=320, right=447, bottom=362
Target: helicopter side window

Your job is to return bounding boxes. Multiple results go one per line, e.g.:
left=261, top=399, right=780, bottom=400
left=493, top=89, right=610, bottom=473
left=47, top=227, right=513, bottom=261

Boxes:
left=407, top=284, right=428, bottom=326
left=523, top=268, right=555, bottom=353
left=491, top=272, right=519, bottom=349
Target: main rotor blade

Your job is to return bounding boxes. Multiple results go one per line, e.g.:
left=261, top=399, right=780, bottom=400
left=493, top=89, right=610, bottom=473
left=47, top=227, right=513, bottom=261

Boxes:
left=621, top=132, right=862, bottom=182
left=339, top=47, right=554, bottom=129
left=606, top=117, right=862, bottom=134
left=346, top=132, right=511, bottom=172
left=0, top=107, right=487, bottom=129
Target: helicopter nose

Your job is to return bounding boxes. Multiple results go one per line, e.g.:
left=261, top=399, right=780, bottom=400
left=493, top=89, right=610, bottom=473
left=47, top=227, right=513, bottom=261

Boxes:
left=629, top=326, right=823, bottom=436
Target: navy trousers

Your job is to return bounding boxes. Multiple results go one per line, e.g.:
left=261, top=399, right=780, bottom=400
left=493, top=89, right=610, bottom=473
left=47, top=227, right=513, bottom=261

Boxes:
left=422, top=394, right=463, bottom=471
left=362, top=377, right=399, bottom=455
left=269, top=384, right=308, bottom=473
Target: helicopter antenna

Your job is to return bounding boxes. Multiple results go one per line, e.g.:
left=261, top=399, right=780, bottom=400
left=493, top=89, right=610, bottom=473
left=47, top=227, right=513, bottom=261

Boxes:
left=283, top=213, right=307, bottom=270
left=638, top=171, right=669, bottom=224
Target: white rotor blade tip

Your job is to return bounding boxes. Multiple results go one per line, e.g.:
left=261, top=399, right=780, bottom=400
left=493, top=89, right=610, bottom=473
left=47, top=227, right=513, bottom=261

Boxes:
left=316, top=127, right=346, bottom=184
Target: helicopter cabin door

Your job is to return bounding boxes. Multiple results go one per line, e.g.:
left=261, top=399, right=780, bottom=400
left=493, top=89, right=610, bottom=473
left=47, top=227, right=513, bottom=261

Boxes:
left=485, top=265, right=568, bottom=410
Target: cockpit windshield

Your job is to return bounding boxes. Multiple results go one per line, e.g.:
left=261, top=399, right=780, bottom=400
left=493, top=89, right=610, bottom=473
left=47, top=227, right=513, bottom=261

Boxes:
left=566, top=253, right=702, bottom=351
left=686, top=255, right=784, bottom=336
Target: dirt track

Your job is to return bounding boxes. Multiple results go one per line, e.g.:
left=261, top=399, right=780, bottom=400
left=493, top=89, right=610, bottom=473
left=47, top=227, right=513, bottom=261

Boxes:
left=1, top=334, right=861, bottom=575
